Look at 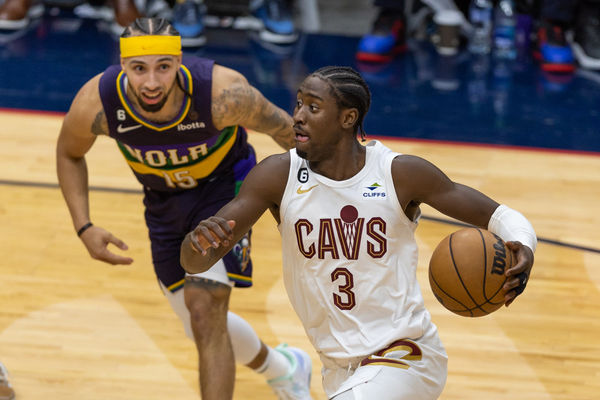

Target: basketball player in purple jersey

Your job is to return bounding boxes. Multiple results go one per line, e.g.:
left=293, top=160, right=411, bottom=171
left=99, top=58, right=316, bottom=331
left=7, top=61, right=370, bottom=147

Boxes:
left=57, top=17, right=312, bottom=400
left=180, top=66, right=537, bottom=399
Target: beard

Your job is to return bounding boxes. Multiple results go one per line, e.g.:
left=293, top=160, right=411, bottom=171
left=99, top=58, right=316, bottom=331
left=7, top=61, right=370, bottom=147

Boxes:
left=296, top=148, right=308, bottom=159
left=128, top=79, right=177, bottom=113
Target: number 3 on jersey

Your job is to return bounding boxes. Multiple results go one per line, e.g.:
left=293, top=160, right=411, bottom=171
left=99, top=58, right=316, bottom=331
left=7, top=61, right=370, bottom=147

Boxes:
left=331, top=267, right=356, bottom=310
left=163, top=170, right=197, bottom=189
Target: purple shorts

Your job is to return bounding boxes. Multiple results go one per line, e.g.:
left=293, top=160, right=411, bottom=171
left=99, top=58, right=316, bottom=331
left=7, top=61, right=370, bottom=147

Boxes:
left=143, top=146, right=256, bottom=292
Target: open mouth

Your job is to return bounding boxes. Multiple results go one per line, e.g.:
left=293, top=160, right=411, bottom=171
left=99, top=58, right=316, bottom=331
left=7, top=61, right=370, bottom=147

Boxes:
left=294, top=127, right=309, bottom=143
left=296, top=133, right=309, bottom=143
left=142, top=92, right=162, bottom=105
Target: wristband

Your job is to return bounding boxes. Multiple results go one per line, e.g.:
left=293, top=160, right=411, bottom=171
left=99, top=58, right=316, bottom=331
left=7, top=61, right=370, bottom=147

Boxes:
left=488, top=205, right=537, bottom=253
left=77, top=222, right=93, bottom=237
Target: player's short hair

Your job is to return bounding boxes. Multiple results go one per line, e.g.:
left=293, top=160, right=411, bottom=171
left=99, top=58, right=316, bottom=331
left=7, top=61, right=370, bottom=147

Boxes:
left=311, top=66, right=371, bottom=140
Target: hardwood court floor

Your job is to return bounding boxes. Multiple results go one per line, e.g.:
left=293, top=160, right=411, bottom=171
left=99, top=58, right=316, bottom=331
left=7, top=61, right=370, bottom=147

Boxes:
left=0, top=109, right=599, bottom=399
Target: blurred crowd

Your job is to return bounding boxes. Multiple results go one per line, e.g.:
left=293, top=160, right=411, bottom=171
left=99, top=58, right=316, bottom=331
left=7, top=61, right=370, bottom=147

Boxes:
left=0, top=0, right=297, bottom=46
left=0, top=0, right=598, bottom=74
left=355, top=0, right=600, bottom=73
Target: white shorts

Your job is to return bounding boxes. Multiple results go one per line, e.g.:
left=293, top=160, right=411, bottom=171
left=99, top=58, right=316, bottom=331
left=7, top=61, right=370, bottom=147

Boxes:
left=326, top=323, right=448, bottom=400
left=159, top=259, right=232, bottom=339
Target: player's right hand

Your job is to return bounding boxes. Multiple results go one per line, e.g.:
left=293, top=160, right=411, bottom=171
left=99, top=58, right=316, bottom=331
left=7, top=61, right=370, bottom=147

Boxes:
left=503, top=241, right=534, bottom=306
left=189, top=217, right=236, bottom=255
left=79, top=225, right=134, bottom=265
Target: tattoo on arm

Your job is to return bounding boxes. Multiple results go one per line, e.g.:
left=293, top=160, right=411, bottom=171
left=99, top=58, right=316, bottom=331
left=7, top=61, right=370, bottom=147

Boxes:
left=212, top=78, right=295, bottom=150
left=91, top=110, right=108, bottom=136
left=260, top=107, right=295, bottom=150
left=212, top=77, right=255, bottom=128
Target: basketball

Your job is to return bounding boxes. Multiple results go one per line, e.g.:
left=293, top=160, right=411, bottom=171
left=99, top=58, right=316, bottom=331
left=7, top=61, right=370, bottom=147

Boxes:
left=428, top=227, right=514, bottom=317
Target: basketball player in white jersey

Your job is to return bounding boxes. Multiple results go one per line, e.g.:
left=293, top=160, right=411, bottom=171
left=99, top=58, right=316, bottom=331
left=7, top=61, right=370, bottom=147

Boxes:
left=180, top=66, right=537, bottom=399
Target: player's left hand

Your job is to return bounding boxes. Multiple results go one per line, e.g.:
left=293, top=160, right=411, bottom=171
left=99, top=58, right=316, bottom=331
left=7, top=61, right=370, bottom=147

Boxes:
left=503, top=241, right=534, bottom=307
left=189, top=217, right=236, bottom=255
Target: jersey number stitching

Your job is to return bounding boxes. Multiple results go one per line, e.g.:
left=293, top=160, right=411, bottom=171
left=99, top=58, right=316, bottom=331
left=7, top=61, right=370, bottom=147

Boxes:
left=331, top=267, right=356, bottom=310
left=163, top=170, right=197, bottom=189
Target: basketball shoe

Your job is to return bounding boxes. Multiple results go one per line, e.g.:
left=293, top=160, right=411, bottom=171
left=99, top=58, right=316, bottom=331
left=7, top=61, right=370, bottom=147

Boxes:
left=172, top=0, right=207, bottom=47
left=0, top=362, right=15, bottom=400
left=250, top=0, right=298, bottom=44
left=356, top=9, right=407, bottom=63
left=267, top=344, right=312, bottom=400
left=534, top=20, right=575, bottom=73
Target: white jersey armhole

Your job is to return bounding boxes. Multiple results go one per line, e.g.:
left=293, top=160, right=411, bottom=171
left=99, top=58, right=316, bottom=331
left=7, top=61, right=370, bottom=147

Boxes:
left=382, top=146, right=419, bottom=228
left=278, top=149, right=300, bottom=229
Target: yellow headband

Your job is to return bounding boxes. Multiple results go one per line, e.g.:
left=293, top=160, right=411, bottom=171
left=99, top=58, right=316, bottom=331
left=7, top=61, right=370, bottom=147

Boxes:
left=120, top=35, right=182, bottom=58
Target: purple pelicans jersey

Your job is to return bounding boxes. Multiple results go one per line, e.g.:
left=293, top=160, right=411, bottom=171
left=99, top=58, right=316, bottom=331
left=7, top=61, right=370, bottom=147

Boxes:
left=98, top=56, right=250, bottom=192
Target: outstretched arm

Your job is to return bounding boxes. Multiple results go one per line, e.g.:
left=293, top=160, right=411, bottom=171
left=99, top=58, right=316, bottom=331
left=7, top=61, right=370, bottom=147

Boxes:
left=181, top=153, right=290, bottom=274
left=56, top=74, right=133, bottom=265
left=211, top=65, right=295, bottom=150
left=393, top=154, right=536, bottom=306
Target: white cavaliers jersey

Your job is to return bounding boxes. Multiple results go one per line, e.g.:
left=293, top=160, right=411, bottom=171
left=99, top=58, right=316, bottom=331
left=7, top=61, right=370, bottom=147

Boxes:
left=278, top=140, right=435, bottom=361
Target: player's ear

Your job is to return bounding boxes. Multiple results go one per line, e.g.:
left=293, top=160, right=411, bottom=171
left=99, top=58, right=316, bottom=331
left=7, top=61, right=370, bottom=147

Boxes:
left=340, top=108, right=358, bottom=129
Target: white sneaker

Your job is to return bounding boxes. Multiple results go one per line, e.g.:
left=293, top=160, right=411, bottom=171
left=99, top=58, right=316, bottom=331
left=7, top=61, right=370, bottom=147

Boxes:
left=0, top=362, right=15, bottom=400
left=267, top=344, right=313, bottom=400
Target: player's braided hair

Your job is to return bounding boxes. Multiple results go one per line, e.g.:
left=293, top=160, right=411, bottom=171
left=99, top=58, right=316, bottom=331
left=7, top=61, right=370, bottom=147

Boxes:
left=311, top=66, right=371, bottom=140
left=120, top=17, right=179, bottom=38
left=120, top=18, right=194, bottom=110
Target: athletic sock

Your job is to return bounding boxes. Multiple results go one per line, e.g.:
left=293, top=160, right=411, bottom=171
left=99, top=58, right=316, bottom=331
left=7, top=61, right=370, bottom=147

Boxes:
left=227, top=312, right=262, bottom=365
left=256, top=346, right=292, bottom=380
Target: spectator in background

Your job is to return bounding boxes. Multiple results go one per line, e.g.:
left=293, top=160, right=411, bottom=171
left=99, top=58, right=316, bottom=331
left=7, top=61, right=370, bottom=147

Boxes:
left=535, top=0, right=578, bottom=72
left=571, top=0, right=600, bottom=70
left=0, top=0, right=142, bottom=32
left=356, top=1, right=407, bottom=63
left=170, top=0, right=297, bottom=47
left=0, top=0, right=298, bottom=50
left=355, top=0, right=471, bottom=63
left=0, top=0, right=43, bottom=30
left=535, top=0, right=600, bottom=72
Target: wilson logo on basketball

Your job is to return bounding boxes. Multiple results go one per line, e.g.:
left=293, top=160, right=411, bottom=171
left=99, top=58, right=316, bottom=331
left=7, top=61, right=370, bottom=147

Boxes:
left=294, top=205, right=387, bottom=260
left=491, top=235, right=508, bottom=275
